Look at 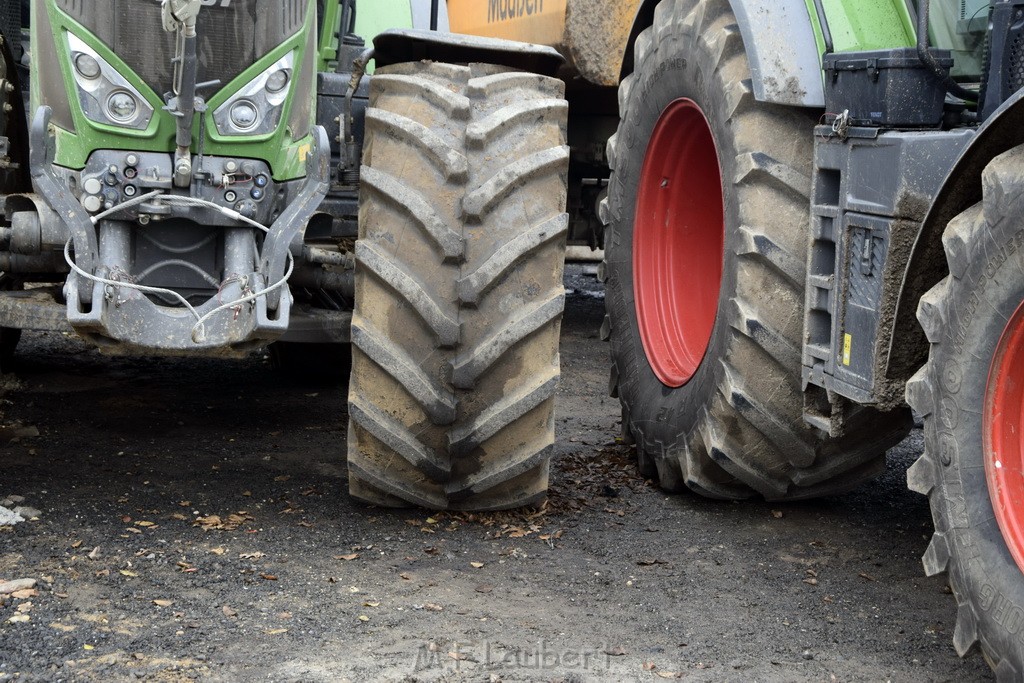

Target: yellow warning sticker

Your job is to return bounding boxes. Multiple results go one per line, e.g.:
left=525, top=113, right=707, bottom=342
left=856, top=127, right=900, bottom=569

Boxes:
left=842, top=333, right=852, bottom=366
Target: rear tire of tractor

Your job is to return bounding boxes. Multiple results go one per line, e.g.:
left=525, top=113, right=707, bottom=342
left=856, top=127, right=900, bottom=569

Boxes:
left=906, top=145, right=1024, bottom=677
left=602, top=0, right=911, bottom=500
left=347, top=61, right=569, bottom=510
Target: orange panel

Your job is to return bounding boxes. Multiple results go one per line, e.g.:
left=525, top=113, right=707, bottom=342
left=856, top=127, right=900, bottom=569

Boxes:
left=448, top=0, right=568, bottom=47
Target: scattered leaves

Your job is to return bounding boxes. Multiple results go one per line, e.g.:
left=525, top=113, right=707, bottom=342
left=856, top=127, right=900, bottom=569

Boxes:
left=357, top=615, right=369, bottom=622
left=119, top=570, right=138, bottom=578
left=475, top=584, right=494, bottom=594
left=264, top=628, right=288, bottom=635
left=771, top=510, right=784, bottom=519
left=222, top=605, right=238, bottom=618
left=335, top=553, right=359, bottom=561
left=469, top=562, right=484, bottom=569
left=195, top=512, right=254, bottom=531
left=260, top=573, right=278, bottom=581
left=152, top=599, right=173, bottom=607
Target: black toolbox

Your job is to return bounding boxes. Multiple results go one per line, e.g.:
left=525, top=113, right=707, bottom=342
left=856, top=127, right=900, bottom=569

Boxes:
left=823, top=48, right=953, bottom=128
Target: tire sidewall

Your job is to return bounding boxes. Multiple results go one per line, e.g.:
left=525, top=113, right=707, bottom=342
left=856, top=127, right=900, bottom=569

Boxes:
left=606, top=26, right=739, bottom=447
left=932, top=209, right=1024, bottom=662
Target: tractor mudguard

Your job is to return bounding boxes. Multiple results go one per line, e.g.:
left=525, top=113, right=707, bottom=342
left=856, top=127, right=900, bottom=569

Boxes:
left=889, top=90, right=1024, bottom=380
left=727, top=0, right=824, bottom=107
left=372, top=29, right=564, bottom=76
left=621, top=0, right=824, bottom=107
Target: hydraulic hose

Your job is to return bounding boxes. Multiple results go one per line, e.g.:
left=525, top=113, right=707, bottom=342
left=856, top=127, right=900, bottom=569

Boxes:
left=917, top=0, right=977, bottom=102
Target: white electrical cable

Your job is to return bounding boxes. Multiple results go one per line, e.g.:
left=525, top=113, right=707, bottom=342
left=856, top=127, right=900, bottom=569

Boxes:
left=89, top=190, right=163, bottom=225
left=68, top=190, right=295, bottom=344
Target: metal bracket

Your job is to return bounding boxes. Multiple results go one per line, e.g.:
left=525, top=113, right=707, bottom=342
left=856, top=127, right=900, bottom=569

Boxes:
left=28, top=106, right=97, bottom=303
left=263, top=125, right=331, bottom=311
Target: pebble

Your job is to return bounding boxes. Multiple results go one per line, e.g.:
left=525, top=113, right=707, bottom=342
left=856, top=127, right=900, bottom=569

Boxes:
left=0, top=578, right=37, bottom=595
left=0, top=506, right=24, bottom=526
left=12, top=506, right=42, bottom=520
left=801, top=650, right=814, bottom=661
left=0, top=495, right=25, bottom=506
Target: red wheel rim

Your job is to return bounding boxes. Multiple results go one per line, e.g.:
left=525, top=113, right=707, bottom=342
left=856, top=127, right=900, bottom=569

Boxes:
left=986, top=299, right=1024, bottom=573
left=633, top=98, right=725, bottom=387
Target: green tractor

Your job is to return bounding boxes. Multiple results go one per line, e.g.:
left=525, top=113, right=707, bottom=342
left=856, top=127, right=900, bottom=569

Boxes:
left=584, top=0, right=1024, bottom=674
left=0, top=1, right=569, bottom=509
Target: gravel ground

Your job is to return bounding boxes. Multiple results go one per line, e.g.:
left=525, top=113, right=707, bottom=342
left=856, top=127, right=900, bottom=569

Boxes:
left=0, top=266, right=994, bottom=681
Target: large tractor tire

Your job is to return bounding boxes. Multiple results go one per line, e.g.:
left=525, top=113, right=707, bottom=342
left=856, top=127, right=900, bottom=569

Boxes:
left=601, top=0, right=911, bottom=500
left=906, top=144, right=1024, bottom=677
left=347, top=61, right=569, bottom=510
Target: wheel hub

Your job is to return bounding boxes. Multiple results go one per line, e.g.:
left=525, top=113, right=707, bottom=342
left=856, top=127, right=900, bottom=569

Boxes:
left=632, top=98, right=725, bottom=388
left=985, top=299, right=1024, bottom=573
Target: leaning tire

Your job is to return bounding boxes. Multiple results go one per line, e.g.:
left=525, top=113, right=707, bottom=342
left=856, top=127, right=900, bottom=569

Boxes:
left=602, top=0, right=911, bottom=500
left=348, top=61, right=569, bottom=510
left=906, top=144, right=1024, bottom=677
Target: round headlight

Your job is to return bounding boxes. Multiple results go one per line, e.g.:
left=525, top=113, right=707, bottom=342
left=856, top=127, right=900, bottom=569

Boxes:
left=106, top=91, right=138, bottom=123
left=74, top=53, right=101, bottom=80
left=265, top=69, right=290, bottom=94
left=229, top=100, right=259, bottom=131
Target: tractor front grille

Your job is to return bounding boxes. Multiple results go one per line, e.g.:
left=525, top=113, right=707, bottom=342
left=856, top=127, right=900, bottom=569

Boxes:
left=55, top=0, right=308, bottom=97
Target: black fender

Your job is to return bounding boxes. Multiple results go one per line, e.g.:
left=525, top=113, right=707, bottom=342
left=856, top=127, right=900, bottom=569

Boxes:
left=372, top=29, right=563, bottom=76
left=888, top=92, right=1024, bottom=380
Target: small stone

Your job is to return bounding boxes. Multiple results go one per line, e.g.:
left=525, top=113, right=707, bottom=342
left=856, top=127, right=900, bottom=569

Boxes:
left=12, top=506, right=41, bottom=520
left=801, top=650, right=814, bottom=661
left=0, top=578, right=37, bottom=595
left=0, top=506, right=24, bottom=526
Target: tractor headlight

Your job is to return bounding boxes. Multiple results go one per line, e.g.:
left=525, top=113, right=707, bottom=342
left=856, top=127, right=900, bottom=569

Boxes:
left=213, top=51, right=295, bottom=137
left=67, top=34, right=154, bottom=131
left=106, top=91, right=139, bottom=123
left=229, top=100, right=259, bottom=131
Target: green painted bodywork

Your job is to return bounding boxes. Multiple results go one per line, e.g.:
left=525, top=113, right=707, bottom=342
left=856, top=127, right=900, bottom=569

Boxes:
left=355, top=0, right=413, bottom=45
left=803, top=0, right=916, bottom=57
left=355, top=0, right=414, bottom=72
left=34, top=0, right=318, bottom=181
left=318, top=1, right=342, bottom=71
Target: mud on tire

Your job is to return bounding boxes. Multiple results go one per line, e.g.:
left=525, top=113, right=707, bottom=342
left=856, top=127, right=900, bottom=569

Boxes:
left=601, top=0, right=911, bottom=500
left=348, top=61, right=569, bottom=510
left=906, top=144, right=1024, bottom=678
